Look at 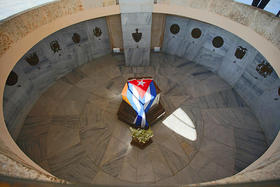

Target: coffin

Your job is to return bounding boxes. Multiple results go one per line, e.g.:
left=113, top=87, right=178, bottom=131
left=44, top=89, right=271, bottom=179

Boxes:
left=118, top=77, right=165, bottom=128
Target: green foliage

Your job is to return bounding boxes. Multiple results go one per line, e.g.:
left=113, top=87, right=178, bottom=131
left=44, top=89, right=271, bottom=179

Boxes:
left=130, top=127, right=153, bottom=144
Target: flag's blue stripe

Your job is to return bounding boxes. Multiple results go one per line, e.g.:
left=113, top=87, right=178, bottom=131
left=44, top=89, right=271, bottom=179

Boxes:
left=127, top=83, right=143, bottom=127
left=135, top=116, right=142, bottom=127
left=126, top=83, right=139, bottom=113
left=125, top=81, right=158, bottom=128
left=144, top=81, right=157, bottom=113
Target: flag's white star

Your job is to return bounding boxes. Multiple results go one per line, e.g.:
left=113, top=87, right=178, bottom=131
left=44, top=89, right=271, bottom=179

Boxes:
left=137, top=80, right=146, bottom=86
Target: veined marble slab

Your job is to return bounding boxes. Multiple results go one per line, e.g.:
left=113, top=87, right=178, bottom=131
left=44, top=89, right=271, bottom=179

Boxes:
left=120, top=0, right=153, bottom=66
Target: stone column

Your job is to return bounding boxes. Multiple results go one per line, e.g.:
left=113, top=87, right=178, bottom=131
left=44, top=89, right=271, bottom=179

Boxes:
left=119, top=0, right=153, bottom=66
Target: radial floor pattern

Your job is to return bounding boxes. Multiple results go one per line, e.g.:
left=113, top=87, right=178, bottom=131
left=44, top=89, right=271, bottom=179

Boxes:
left=17, top=53, right=268, bottom=185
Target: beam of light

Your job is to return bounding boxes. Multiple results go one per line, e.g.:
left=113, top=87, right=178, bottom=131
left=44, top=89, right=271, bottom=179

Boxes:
left=163, top=108, right=197, bottom=141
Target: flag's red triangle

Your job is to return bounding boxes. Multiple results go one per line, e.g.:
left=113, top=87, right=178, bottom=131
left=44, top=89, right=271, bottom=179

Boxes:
left=128, top=79, right=152, bottom=98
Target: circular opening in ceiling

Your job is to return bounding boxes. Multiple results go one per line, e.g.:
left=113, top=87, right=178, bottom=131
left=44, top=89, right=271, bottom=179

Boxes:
left=191, top=28, right=202, bottom=39
left=170, top=24, right=180, bottom=35
left=212, top=36, right=224, bottom=48
left=6, top=71, right=18, bottom=86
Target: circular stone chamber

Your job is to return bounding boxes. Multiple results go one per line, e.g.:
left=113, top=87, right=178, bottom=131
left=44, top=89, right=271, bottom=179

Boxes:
left=2, top=12, right=280, bottom=185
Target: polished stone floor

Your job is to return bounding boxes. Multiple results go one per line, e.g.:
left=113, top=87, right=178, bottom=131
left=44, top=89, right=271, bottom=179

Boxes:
left=16, top=53, right=268, bottom=185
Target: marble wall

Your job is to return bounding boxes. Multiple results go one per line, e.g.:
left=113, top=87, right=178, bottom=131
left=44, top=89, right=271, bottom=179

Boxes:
left=162, top=15, right=280, bottom=145
left=3, top=17, right=111, bottom=139
left=120, top=0, right=153, bottom=66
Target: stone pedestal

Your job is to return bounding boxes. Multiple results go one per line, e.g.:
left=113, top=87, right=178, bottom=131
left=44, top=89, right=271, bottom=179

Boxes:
left=117, top=100, right=165, bottom=127
left=119, top=0, right=153, bottom=66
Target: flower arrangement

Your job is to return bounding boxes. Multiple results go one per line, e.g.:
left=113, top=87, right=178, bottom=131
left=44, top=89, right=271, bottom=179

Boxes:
left=129, top=127, right=154, bottom=144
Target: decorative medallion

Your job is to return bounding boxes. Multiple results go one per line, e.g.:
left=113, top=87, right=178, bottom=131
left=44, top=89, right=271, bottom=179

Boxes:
left=256, top=61, right=273, bottom=78
left=25, top=52, right=39, bottom=66
left=132, top=28, right=142, bottom=43
left=191, top=28, right=202, bottom=39
left=235, top=46, right=247, bottom=59
left=50, top=40, right=61, bottom=53
left=72, top=33, right=81, bottom=44
left=6, top=71, right=18, bottom=86
left=170, top=24, right=180, bottom=35
left=212, top=36, right=224, bottom=48
left=93, top=27, right=102, bottom=37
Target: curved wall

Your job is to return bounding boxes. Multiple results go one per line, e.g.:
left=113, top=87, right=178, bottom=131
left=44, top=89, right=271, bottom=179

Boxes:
left=4, top=17, right=111, bottom=139
left=0, top=0, right=280, bottom=184
left=0, top=0, right=120, bottom=180
left=162, top=15, right=280, bottom=145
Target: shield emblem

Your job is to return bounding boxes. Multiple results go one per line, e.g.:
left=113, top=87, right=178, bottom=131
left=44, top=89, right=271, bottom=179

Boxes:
left=132, top=28, right=142, bottom=43
left=235, top=46, right=247, bottom=59
left=6, top=71, right=18, bottom=86
left=72, top=33, right=81, bottom=44
left=25, top=52, right=39, bottom=66
left=93, top=27, right=102, bottom=37
left=256, top=61, right=273, bottom=78
left=50, top=40, right=61, bottom=53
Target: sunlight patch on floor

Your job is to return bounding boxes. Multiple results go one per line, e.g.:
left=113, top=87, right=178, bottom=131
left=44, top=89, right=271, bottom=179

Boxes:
left=163, top=108, right=197, bottom=141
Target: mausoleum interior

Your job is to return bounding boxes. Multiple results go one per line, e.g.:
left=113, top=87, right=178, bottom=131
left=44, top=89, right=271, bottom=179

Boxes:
left=0, top=0, right=280, bottom=186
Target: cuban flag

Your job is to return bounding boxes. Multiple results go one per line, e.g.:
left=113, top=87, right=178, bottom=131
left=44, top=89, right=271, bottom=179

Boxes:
left=121, top=78, right=157, bottom=129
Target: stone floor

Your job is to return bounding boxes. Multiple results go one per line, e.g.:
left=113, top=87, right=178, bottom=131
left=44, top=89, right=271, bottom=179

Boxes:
left=16, top=53, right=268, bottom=185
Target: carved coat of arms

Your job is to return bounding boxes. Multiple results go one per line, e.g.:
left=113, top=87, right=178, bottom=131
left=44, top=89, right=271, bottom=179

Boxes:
left=93, top=27, right=102, bottom=37
left=72, top=33, right=81, bottom=44
left=235, top=46, right=247, bottom=59
left=50, top=40, right=61, bottom=53
left=6, top=71, right=18, bottom=86
left=132, top=28, right=142, bottom=43
left=256, top=61, right=273, bottom=78
left=25, top=52, right=39, bottom=66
